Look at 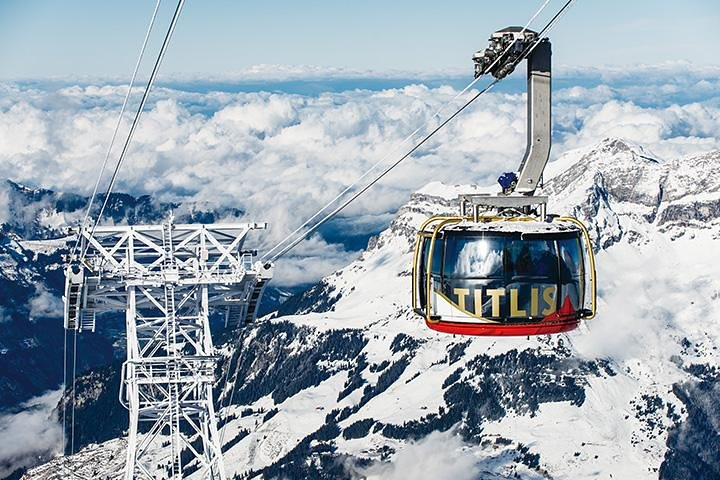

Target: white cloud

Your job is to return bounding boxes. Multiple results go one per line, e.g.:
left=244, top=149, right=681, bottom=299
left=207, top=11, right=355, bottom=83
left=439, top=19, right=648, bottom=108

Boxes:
left=554, top=99, right=720, bottom=160
left=29, top=287, right=63, bottom=320
left=357, top=431, right=482, bottom=480
left=0, top=389, right=63, bottom=478
left=0, top=66, right=719, bottom=284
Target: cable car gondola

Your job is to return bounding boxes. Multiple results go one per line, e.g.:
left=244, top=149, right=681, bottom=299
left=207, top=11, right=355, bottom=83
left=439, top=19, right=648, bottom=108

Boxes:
left=412, top=27, right=597, bottom=336
left=412, top=214, right=596, bottom=336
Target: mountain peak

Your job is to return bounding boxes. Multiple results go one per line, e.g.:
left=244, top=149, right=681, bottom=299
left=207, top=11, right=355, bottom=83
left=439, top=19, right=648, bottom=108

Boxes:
left=595, top=137, right=658, bottom=161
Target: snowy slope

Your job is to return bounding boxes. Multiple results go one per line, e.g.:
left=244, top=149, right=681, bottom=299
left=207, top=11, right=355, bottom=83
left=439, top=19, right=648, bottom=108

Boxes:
left=24, top=138, right=720, bottom=480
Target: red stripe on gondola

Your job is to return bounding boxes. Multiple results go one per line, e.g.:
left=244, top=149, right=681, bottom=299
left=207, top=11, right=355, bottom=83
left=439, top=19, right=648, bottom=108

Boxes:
left=425, top=318, right=579, bottom=336
left=425, top=294, right=580, bottom=336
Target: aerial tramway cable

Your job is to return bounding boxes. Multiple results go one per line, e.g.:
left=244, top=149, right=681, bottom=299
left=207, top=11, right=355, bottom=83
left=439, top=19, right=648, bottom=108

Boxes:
left=69, top=0, right=163, bottom=260
left=78, top=0, right=187, bottom=263
left=262, top=0, right=577, bottom=264
left=263, top=80, right=499, bottom=264
left=222, top=0, right=578, bottom=443
left=62, top=0, right=185, bottom=468
left=260, top=0, right=553, bottom=263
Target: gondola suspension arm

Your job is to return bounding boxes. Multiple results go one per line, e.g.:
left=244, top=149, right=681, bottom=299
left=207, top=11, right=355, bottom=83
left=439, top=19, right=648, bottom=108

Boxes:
left=473, top=28, right=553, bottom=196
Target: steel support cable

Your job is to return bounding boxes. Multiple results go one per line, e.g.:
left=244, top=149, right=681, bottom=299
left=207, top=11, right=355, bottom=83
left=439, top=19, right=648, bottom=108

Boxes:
left=61, top=329, right=68, bottom=455
left=263, top=0, right=577, bottom=265
left=233, top=6, right=576, bottom=437
left=79, top=0, right=187, bottom=263
left=220, top=6, right=553, bottom=440
left=61, top=2, right=162, bottom=463
left=260, top=0, right=552, bottom=262
left=70, top=329, right=78, bottom=454
left=524, top=0, right=576, bottom=51
left=69, top=0, right=163, bottom=260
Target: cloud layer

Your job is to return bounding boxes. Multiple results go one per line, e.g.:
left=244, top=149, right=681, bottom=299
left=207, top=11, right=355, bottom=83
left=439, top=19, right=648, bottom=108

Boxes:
left=357, top=431, right=482, bottom=480
left=1, top=66, right=719, bottom=285
left=0, top=389, right=62, bottom=478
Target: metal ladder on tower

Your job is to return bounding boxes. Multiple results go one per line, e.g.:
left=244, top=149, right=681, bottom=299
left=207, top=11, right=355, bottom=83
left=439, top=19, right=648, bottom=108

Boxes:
left=78, top=282, right=96, bottom=332
left=79, top=308, right=96, bottom=332
left=162, top=219, right=184, bottom=478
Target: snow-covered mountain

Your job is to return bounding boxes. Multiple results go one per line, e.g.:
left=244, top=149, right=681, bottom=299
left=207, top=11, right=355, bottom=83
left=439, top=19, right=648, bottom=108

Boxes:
left=21, top=138, right=720, bottom=479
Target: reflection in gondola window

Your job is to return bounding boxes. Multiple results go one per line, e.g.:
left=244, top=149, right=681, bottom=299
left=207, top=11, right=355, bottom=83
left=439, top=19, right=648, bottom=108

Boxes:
left=444, top=237, right=503, bottom=278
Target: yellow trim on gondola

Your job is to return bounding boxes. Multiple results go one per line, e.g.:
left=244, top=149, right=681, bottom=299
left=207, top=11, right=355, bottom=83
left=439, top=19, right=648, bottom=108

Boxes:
left=425, top=217, right=465, bottom=323
left=411, top=233, right=424, bottom=309
left=412, top=216, right=463, bottom=310
left=556, top=216, right=597, bottom=320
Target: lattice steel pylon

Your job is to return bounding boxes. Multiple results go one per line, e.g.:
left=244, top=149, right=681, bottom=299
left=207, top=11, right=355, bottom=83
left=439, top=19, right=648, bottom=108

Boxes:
left=63, top=215, right=273, bottom=479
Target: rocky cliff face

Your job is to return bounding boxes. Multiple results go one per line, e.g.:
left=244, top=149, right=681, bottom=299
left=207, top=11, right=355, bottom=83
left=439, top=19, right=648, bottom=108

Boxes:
left=20, top=138, right=720, bottom=479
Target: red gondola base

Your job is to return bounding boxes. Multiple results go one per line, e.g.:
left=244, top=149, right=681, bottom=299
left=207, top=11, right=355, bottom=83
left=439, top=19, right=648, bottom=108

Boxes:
left=425, top=295, right=580, bottom=337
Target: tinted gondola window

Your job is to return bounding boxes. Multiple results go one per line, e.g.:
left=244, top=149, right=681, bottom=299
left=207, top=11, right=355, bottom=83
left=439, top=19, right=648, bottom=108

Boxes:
left=431, top=238, right=444, bottom=275
left=507, top=239, right=558, bottom=280
left=504, top=239, right=558, bottom=319
left=558, top=238, right=582, bottom=279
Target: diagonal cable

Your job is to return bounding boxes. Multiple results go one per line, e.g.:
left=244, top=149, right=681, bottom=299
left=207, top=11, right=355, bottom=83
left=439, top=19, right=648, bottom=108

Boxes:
left=262, top=0, right=578, bottom=264
left=79, top=0, right=187, bottom=263
left=70, top=0, right=163, bottom=259
left=260, top=0, right=553, bottom=262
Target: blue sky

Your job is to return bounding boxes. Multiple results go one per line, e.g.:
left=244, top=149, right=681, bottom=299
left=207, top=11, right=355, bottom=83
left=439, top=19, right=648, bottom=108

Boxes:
left=1, top=0, right=719, bottom=79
